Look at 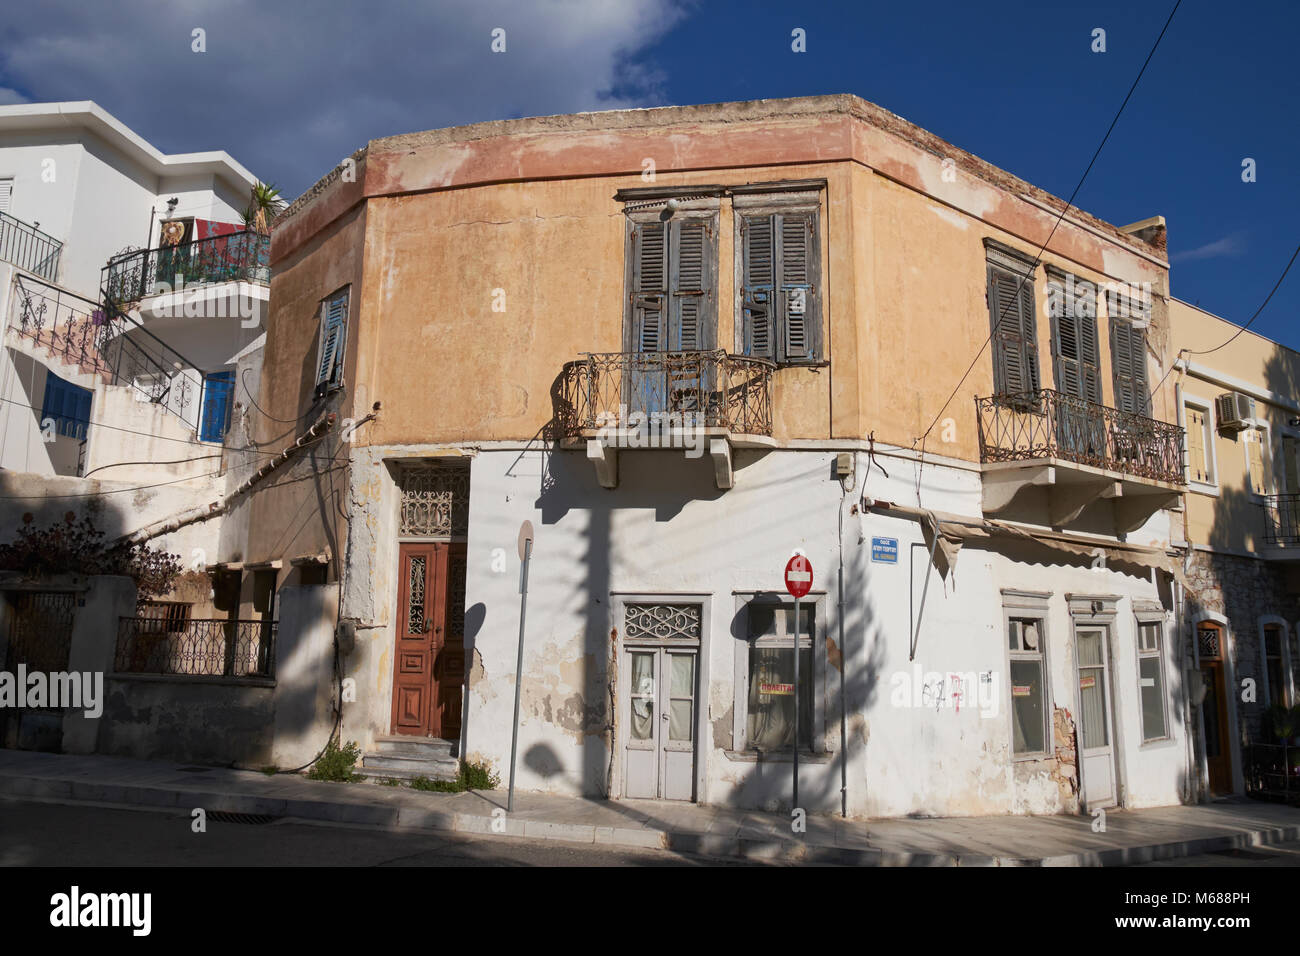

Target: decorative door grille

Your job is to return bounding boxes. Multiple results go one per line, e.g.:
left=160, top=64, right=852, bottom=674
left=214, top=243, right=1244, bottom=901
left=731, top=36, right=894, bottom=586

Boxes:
left=398, top=463, right=469, bottom=537
left=625, top=603, right=702, bottom=642
left=1198, top=625, right=1221, bottom=660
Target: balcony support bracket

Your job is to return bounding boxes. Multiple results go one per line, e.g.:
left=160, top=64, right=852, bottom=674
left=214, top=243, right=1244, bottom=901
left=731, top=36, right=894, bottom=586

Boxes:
left=1049, top=479, right=1117, bottom=528
left=1114, top=492, right=1179, bottom=535
left=981, top=464, right=1054, bottom=513
left=710, top=438, right=733, bottom=490
left=587, top=439, right=618, bottom=489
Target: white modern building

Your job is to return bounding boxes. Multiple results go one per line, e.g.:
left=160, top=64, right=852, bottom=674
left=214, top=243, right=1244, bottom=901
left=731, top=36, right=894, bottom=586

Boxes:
left=0, top=101, right=267, bottom=485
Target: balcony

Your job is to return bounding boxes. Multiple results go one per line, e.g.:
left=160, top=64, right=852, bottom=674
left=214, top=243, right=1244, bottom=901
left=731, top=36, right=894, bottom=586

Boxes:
left=0, top=211, right=62, bottom=283
left=1262, top=494, right=1300, bottom=554
left=975, top=389, right=1185, bottom=532
left=101, top=231, right=270, bottom=332
left=557, top=349, right=775, bottom=489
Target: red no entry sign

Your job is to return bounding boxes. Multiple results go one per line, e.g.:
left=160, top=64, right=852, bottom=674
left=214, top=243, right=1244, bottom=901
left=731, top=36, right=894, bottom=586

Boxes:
left=784, top=554, right=813, bottom=598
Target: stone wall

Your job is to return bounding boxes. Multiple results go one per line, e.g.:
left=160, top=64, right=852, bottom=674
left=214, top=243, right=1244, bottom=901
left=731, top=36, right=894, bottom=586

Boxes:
left=1183, top=550, right=1300, bottom=745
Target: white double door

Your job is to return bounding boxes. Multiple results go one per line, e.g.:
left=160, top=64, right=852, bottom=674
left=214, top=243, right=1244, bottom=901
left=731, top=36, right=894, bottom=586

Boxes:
left=624, top=646, right=697, bottom=801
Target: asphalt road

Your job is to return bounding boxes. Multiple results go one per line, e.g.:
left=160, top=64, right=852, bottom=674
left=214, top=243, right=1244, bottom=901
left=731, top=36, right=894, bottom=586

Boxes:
left=0, top=796, right=758, bottom=867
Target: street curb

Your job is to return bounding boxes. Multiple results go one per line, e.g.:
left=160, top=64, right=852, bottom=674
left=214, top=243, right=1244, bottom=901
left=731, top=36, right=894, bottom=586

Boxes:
left=2, top=770, right=1298, bottom=865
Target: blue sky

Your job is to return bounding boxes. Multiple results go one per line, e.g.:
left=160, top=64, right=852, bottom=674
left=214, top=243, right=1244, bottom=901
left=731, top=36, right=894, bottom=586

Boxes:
left=0, top=0, right=1295, bottom=346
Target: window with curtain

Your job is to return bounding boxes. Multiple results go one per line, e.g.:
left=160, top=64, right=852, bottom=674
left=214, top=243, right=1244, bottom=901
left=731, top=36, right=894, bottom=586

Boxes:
left=744, top=601, right=814, bottom=752
left=1008, top=616, right=1049, bottom=755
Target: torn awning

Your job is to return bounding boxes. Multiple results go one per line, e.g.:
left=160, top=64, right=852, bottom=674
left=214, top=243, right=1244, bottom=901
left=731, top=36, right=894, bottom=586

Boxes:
left=868, top=501, right=1177, bottom=578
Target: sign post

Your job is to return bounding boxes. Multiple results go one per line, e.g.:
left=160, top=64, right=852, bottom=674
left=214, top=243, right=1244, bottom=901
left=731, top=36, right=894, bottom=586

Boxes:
left=784, top=553, right=813, bottom=814
left=508, top=521, right=535, bottom=813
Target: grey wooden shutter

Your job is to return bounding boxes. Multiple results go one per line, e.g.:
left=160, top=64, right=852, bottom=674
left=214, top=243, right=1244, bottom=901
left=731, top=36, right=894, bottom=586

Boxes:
left=1110, top=319, right=1150, bottom=415
left=776, top=212, right=817, bottom=362
left=1051, top=279, right=1100, bottom=402
left=315, top=290, right=348, bottom=396
left=671, top=219, right=712, bottom=351
left=741, top=214, right=775, bottom=360
left=632, top=221, right=667, bottom=351
left=989, top=268, right=1039, bottom=396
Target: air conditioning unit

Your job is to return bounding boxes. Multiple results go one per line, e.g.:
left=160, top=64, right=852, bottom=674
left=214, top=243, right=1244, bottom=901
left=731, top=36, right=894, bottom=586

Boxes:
left=1215, top=391, right=1256, bottom=431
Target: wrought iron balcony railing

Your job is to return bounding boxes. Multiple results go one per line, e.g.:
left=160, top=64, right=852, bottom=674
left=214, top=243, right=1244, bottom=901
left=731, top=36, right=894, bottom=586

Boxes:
left=102, top=230, right=270, bottom=308
left=0, top=210, right=62, bottom=282
left=1262, top=494, right=1300, bottom=546
left=114, top=617, right=277, bottom=679
left=976, top=389, right=1185, bottom=485
left=557, top=350, right=775, bottom=441
left=9, top=273, right=199, bottom=418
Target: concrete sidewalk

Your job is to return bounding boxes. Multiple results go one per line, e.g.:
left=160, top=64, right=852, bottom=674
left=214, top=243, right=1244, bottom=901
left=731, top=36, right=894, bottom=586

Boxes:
left=2, top=749, right=1298, bottom=865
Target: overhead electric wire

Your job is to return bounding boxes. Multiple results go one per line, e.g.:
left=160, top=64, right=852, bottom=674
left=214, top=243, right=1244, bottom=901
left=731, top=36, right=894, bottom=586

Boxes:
left=0, top=394, right=349, bottom=462
left=1148, top=242, right=1300, bottom=399
left=912, top=0, right=1183, bottom=452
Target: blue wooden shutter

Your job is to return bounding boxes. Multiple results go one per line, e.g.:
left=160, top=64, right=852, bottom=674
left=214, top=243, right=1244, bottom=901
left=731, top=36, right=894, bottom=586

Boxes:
left=741, top=214, right=775, bottom=360
left=315, top=289, right=349, bottom=397
left=671, top=219, right=712, bottom=351
left=40, top=371, right=93, bottom=440
left=631, top=221, right=667, bottom=352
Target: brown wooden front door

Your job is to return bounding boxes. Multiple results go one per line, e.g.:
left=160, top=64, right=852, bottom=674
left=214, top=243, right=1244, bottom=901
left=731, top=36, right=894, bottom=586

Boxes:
left=391, top=542, right=465, bottom=739
left=1198, top=623, right=1232, bottom=795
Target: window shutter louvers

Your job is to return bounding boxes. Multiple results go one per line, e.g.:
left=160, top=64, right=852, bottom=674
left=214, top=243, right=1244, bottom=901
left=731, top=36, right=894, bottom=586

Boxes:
left=1110, top=319, right=1150, bottom=416
left=742, top=214, right=775, bottom=360
left=672, top=219, right=710, bottom=351
left=315, top=290, right=349, bottom=396
left=989, top=269, right=1040, bottom=396
left=0, top=178, right=12, bottom=216
left=1050, top=276, right=1100, bottom=402
left=778, top=213, right=815, bottom=362
left=632, top=221, right=667, bottom=351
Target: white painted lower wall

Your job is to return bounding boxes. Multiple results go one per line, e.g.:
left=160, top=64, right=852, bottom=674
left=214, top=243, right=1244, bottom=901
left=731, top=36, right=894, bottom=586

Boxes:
left=337, top=442, right=1192, bottom=819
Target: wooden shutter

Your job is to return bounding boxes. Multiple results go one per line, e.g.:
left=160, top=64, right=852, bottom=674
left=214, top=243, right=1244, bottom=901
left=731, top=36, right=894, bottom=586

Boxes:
left=776, top=212, right=817, bottom=362
left=1051, top=277, right=1101, bottom=402
left=1248, top=431, right=1268, bottom=495
left=671, top=219, right=712, bottom=351
left=315, top=290, right=348, bottom=395
left=741, top=214, right=775, bottom=360
left=1185, top=405, right=1208, bottom=483
left=1111, top=319, right=1150, bottom=415
left=0, top=178, right=12, bottom=216
left=632, top=221, right=667, bottom=351
left=988, top=268, right=1040, bottom=396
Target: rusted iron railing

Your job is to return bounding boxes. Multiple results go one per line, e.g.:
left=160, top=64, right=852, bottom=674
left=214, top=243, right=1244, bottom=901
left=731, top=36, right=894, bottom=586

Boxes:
left=557, top=350, right=775, bottom=439
left=975, top=389, right=1184, bottom=484
left=115, top=617, right=277, bottom=679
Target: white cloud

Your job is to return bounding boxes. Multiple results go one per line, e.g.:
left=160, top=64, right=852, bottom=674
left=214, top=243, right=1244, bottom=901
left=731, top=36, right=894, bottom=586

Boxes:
left=1171, top=233, right=1247, bottom=263
left=0, top=87, right=30, bottom=105
left=0, top=0, right=687, bottom=197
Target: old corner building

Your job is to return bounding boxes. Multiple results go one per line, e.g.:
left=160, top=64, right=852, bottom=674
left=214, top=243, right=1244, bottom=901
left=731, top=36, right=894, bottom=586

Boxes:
left=222, top=93, right=1286, bottom=819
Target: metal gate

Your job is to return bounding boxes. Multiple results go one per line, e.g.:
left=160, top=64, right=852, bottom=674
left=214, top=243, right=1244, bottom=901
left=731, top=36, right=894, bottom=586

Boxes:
left=1, top=591, right=76, bottom=751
